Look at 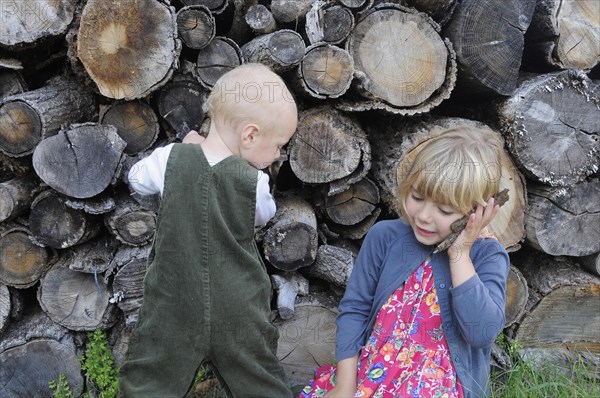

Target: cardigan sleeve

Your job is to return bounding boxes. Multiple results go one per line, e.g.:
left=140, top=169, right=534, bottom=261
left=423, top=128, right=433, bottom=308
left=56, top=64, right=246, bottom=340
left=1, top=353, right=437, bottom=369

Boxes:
left=448, top=239, right=510, bottom=348
left=335, top=222, right=392, bottom=361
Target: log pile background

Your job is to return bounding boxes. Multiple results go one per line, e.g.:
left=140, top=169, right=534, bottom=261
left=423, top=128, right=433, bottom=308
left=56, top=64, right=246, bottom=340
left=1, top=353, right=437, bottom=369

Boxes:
left=0, top=0, right=599, bottom=394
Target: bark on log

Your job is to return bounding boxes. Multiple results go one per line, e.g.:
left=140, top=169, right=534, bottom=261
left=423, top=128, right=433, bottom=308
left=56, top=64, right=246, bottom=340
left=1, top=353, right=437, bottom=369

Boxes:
left=444, top=0, right=536, bottom=96
left=505, top=264, right=528, bottom=328
left=0, top=284, right=9, bottom=333
left=259, top=193, right=318, bottom=271
left=270, top=0, right=315, bottom=24
left=0, top=172, right=40, bottom=222
left=525, top=179, right=600, bottom=257
left=495, top=70, right=600, bottom=187
left=305, top=1, right=355, bottom=45
left=288, top=106, right=370, bottom=186
left=271, top=272, right=309, bottom=320
left=0, top=0, right=77, bottom=49
left=245, top=4, right=278, bottom=35
left=340, top=3, right=456, bottom=115
left=578, top=252, right=600, bottom=277
left=38, top=261, right=117, bottom=331
left=0, top=225, right=55, bottom=288
left=404, top=0, right=458, bottom=26
left=99, top=100, right=160, bottom=155
left=194, top=36, right=243, bottom=89
left=305, top=244, right=354, bottom=287
left=76, top=0, right=181, bottom=99
left=177, top=5, right=216, bottom=50
left=155, top=73, right=209, bottom=141
left=275, top=294, right=338, bottom=386
left=525, top=0, right=600, bottom=71
left=0, top=76, right=97, bottom=157
left=32, top=123, right=127, bottom=199
left=65, top=192, right=116, bottom=215
left=294, top=43, right=354, bottom=99
left=338, top=0, right=373, bottom=10
left=241, top=30, right=306, bottom=74
left=104, top=192, right=157, bottom=247
left=0, top=69, right=27, bottom=99
left=112, top=258, right=148, bottom=328
left=64, top=234, right=119, bottom=275
left=29, top=190, right=102, bottom=249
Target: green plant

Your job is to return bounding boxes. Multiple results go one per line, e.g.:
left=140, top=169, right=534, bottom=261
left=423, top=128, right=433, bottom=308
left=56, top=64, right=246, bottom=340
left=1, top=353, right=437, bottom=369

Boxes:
left=49, top=374, right=74, bottom=398
left=80, top=329, right=120, bottom=398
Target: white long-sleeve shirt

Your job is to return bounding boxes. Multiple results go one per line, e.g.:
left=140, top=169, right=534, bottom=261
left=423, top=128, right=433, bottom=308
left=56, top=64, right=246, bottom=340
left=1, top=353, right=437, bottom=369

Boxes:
left=128, top=144, right=276, bottom=226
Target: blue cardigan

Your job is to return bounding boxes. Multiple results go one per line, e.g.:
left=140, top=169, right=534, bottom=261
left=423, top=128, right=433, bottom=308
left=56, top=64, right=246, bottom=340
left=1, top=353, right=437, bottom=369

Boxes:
left=336, top=219, right=510, bottom=398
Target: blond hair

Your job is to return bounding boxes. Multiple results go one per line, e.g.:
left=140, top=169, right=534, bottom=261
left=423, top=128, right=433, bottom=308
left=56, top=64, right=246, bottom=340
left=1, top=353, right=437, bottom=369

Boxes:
left=204, top=63, right=295, bottom=134
left=397, top=126, right=504, bottom=219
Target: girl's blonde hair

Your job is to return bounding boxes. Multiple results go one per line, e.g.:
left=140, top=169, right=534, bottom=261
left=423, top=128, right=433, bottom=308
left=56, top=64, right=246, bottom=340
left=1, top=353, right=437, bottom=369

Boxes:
left=204, top=63, right=294, bottom=134
left=397, top=126, right=504, bottom=219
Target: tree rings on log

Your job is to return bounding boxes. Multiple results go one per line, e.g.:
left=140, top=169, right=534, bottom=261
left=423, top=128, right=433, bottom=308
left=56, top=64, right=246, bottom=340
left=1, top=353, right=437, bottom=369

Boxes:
left=289, top=106, right=369, bottom=185
left=295, top=43, right=354, bottom=99
left=33, top=123, right=126, bottom=199
left=177, top=5, right=216, bottom=50
left=241, top=29, right=306, bottom=74
left=0, top=77, right=97, bottom=157
left=444, top=0, right=535, bottom=96
left=305, top=1, right=355, bottom=45
left=324, top=178, right=379, bottom=226
left=0, top=172, right=40, bottom=222
left=105, top=193, right=156, bottom=247
left=37, top=263, right=116, bottom=331
left=0, top=0, right=77, bottom=48
left=0, top=226, right=55, bottom=288
left=505, top=265, right=528, bottom=327
left=99, top=100, right=159, bottom=155
left=341, top=3, right=456, bottom=115
left=525, top=180, right=600, bottom=257
left=195, top=36, right=243, bottom=89
left=76, top=0, right=181, bottom=99
left=496, top=70, right=600, bottom=187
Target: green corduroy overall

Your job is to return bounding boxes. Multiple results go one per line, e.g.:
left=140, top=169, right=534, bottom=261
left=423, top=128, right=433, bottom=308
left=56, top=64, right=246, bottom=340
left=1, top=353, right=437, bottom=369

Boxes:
left=119, top=144, right=291, bottom=398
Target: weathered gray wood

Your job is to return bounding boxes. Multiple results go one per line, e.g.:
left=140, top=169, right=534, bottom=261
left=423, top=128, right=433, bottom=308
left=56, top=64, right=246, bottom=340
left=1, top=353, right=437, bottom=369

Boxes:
left=271, top=0, right=316, bottom=24
left=444, top=0, right=535, bottom=96
left=241, top=29, right=306, bottom=73
left=33, top=123, right=127, bottom=199
left=112, top=258, right=148, bottom=328
left=0, top=284, right=9, bottom=333
left=0, top=0, right=78, bottom=48
left=177, top=5, right=216, bottom=50
left=99, top=100, right=159, bottom=155
left=404, top=0, right=458, bottom=26
left=305, top=244, right=354, bottom=287
left=271, top=272, right=309, bottom=320
left=76, top=0, right=181, bottom=99
left=0, top=76, right=97, bottom=157
left=295, top=43, right=354, bottom=99
left=245, top=4, right=278, bottom=34
left=64, top=234, right=119, bottom=274
left=194, top=36, right=243, bottom=89
left=0, top=69, right=27, bottom=99
left=526, top=180, right=600, bottom=257
left=104, top=193, right=156, bottom=246
left=578, top=252, right=600, bottom=277
left=341, top=3, right=456, bottom=114
left=323, top=178, right=379, bottom=226
left=324, top=207, right=381, bottom=241
left=495, top=70, right=600, bottom=186
left=305, top=1, right=354, bottom=45
left=505, top=265, right=528, bottom=327
left=0, top=172, right=40, bottom=222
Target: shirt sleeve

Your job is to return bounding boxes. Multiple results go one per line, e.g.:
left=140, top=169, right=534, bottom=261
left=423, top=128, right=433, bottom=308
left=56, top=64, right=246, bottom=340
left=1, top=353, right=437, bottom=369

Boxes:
left=127, top=144, right=174, bottom=196
left=254, top=170, right=276, bottom=226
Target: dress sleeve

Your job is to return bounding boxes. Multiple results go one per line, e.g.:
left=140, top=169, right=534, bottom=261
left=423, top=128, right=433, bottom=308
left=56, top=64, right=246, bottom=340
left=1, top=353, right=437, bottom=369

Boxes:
left=448, top=239, right=510, bottom=348
left=127, top=144, right=174, bottom=196
left=255, top=170, right=276, bottom=226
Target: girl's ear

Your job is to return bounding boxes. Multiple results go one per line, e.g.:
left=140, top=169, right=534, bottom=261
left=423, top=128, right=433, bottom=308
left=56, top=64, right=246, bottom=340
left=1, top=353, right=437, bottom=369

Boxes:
left=240, top=123, right=260, bottom=148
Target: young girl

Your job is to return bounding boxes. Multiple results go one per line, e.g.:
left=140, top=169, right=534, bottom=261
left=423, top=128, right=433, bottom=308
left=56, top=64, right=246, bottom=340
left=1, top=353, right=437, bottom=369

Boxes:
left=300, top=127, right=510, bottom=398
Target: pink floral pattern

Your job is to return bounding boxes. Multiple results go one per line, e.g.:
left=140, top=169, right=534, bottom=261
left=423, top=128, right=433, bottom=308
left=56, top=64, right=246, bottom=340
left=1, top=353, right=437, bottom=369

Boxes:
left=300, top=261, right=463, bottom=398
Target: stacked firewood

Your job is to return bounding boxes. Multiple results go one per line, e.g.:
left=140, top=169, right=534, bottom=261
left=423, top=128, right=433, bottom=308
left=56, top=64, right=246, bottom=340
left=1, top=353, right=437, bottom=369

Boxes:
left=0, top=0, right=598, bottom=393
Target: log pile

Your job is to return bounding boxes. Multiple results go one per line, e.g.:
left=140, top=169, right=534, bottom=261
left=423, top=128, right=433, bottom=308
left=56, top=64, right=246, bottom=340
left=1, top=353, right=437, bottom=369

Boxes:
left=0, top=0, right=598, bottom=394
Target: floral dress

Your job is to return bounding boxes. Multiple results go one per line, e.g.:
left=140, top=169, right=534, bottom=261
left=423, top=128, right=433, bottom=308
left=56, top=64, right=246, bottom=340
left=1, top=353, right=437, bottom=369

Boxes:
left=299, top=260, right=464, bottom=398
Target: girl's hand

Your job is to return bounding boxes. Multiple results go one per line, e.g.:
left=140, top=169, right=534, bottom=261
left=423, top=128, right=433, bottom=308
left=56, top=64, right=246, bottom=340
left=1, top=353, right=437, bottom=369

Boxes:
left=324, top=385, right=356, bottom=398
left=447, top=197, right=500, bottom=263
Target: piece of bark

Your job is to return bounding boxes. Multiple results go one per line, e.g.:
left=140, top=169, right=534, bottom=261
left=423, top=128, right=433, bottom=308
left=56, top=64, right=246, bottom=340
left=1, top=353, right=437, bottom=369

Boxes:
left=181, top=0, right=231, bottom=15
left=444, top=0, right=536, bottom=96
left=288, top=106, right=369, bottom=185
left=64, top=234, right=119, bottom=274
left=155, top=73, right=209, bottom=141
left=338, top=0, right=373, bottom=9
left=32, top=123, right=127, bottom=199
left=305, top=1, right=355, bottom=45
left=495, top=70, right=600, bottom=186
left=0, top=284, right=9, bottom=333
left=275, top=294, right=338, bottom=386
left=295, top=43, right=354, bottom=99
left=0, top=172, right=40, bottom=222
left=271, top=272, right=309, bottom=320
left=29, top=190, right=102, bottom=249
left=270, top=0, right=316, bottom=24
left=340, top=3, right=456, bottom=115
left=0, top=0, right=77, bottom=49
left=305, top=244, right=355, bottom=287
left=37, top=260, right=117, bottom=331
left=104, top=193, right=157, bottom=246
left=525, top=180, right=600, bottom=257
left=241, top=29, right=306, bottom=74
left=177, top=5, right=216, bottom=50
left=0, top=76, right=97, bottom=157
left=0, top=225, right=56, bottom=288
left=505, top=265, right=528, bottom=328
left=194, top=36, right=243, bottom=89
left=112, top=258, right=148, bottom=328
left=99, top=100, right=160, bottom=155
left=524, top=0, right=600, bottom=71
left=76, top=0, right=181, bottom=99
left=259, top=194, right=318, bottom=271
left=64, top=192, right=117, bottom=215
left=404, top=0, right=458, bottom=26
left=245, top=4, right=278, bottom=34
